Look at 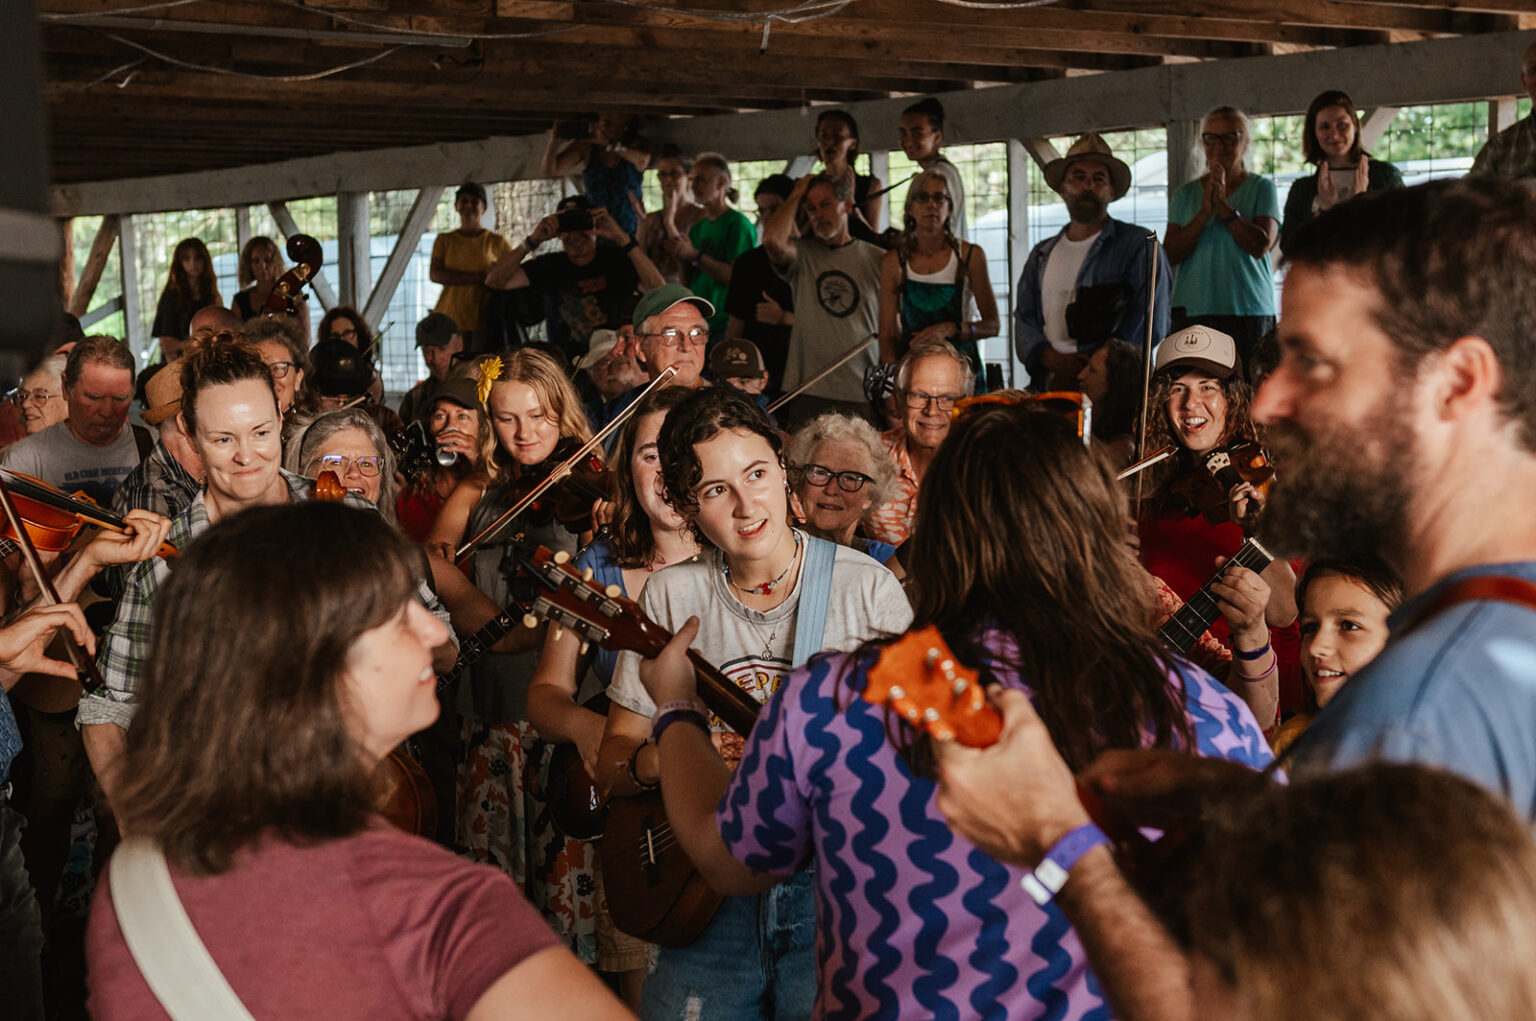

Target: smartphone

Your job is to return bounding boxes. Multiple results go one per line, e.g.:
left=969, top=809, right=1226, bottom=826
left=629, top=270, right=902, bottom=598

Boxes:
left=556, top=120, right=592, bottom=140
left=557, top=209, right=594, bottom=233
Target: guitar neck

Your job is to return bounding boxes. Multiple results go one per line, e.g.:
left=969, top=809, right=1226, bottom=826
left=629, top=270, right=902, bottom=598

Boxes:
left=1157, top=537, right=1276, bottom=654
left=438, top=606, right=522, bottom=692
left=686, top=649, right=762, bottom=737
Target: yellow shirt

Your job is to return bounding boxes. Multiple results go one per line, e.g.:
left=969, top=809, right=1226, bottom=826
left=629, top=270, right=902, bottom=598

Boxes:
left=431, top=229, right=512, bottom=338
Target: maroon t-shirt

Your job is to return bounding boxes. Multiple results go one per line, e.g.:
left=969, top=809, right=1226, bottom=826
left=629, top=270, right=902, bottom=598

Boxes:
left=88, top=824, right=558, bottom=1020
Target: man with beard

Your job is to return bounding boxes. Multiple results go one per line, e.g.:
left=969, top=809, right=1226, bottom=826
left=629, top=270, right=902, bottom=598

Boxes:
left=763, top=172, right=884, bottom=429
left=1014, top=134, right=1170, bottom=389
left=1250, top=176, right=1536, bottom=815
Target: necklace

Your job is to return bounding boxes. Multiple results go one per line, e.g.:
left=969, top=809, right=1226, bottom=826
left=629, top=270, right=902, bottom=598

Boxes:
left=723, top=530, right=802, bottom=597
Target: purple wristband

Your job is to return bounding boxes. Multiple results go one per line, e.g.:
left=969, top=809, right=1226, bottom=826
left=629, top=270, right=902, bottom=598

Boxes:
left=651, top=701, right=709, bottom=744
left=1020, top=821, right=1110, bottom=906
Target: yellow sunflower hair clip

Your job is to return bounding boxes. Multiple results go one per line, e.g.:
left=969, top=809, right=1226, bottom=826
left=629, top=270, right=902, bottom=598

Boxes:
left=475, top=355, right=505, bottom=405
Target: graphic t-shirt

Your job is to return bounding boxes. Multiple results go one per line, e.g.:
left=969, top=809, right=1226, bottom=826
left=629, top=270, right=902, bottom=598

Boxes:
left=1, top=420, right=141, bottom=506
left=523, top=247, right=641, bottom=361
left=778, top=239, right=884, bottom=403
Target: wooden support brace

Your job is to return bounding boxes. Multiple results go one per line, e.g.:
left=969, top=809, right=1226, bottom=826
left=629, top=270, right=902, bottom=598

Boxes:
left=119, top=214, right=143, bottom=358
left=68, top=214, right=121, bottom=318
left=361, top=186, right=443, bottom=332
left=1022, top=137, right=1063, bottom=171
left=1359, top=106, right=1401, bottom=151
left=268, top=201, right=337, bottom=311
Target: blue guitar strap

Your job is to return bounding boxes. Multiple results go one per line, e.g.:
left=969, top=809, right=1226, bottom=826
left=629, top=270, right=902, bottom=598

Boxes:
left=792, top=534, right=837, bottom=668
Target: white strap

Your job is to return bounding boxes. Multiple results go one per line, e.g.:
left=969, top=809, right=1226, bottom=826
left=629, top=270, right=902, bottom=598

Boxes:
left=109, top=838, right=257, bottom=1021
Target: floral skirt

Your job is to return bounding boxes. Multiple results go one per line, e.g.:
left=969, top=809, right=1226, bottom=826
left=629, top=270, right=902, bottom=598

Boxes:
left=458, top=719, right=598, bottom=964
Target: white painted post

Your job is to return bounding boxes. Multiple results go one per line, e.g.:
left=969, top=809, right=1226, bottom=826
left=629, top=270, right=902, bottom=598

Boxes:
left=1491, top=98, right=1519, bottom=137
left=1359, top=107, right=1401, bottom=151
left=336, top=191, right=371, bottom=310
left=1166, top=120, right=1201, bottom=200
left=118, top=213, right=143, bottom=360
left=867, top=150, right=890, bottom=232
left=268, top=201, right=337, bottom=311
left=236, top=205, right=251, bottom=255
left=1007, top=138, right=1031, bottom=389
left=362, top=187, right=443, bottom=332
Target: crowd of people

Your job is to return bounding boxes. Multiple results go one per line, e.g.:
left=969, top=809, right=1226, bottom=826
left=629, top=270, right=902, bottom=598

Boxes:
left=4, top=58, right=1536, bottom=1021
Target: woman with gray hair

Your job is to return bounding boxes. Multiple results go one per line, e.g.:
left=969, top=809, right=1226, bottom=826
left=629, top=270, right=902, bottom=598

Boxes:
left=788, top=412, right=903, bottom=571
left=284, top=407, right=398, bottom=525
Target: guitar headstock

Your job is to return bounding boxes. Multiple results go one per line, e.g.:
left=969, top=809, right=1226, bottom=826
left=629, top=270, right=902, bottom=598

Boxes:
left=517, top=545, right=672, bottom=657
left=862, top=625, right=1001, bottom=748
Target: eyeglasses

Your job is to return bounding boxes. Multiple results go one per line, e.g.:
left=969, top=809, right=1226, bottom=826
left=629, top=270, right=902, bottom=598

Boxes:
left=911, top=192, right=950, bottom=206
left=951, top=390, right=1093, bottom=447
left=1201, top=131, right=1243, bottom=147
left=310, top=454, right=382, bottom=477
left=643, top=327, right=709, bottom=348
left=799, top=464, right=873, bottom=493
left=902, top=391, right=963, bottom=411
left=265, top=360, right=296, bottom=379
left=329, top=328, right=358, bottom=343
left=11, top=388, right=62, bottom=407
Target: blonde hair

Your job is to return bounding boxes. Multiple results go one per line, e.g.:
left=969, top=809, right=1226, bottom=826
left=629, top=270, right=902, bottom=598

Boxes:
left=479, top=347, right=594, bottom=485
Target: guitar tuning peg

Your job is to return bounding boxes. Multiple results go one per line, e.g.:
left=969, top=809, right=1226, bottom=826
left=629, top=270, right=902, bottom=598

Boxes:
left=552, top=624, right=564, bottom=641
left=951, top=678, right=969, bottom=696
left=581, top=567, right=594, bottom=582
left=604, top=584, right=621, bottom=598
left=553, top=550, right=571, bottom=564
left=579, top=641, right=590, bottom=655
left=522, top=613, right=539, bottom=629
left=924, top=648, right=940, bottom=667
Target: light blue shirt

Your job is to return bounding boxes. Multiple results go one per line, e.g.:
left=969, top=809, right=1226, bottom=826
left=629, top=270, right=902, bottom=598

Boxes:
left=1291, top=561, right=1536, bottom=823
left=1168, top=174, right=1279, bottom=317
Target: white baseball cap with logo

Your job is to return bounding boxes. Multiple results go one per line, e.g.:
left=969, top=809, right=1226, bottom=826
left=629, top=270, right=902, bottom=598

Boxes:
left=1153, top=324, right=1240, bottom=380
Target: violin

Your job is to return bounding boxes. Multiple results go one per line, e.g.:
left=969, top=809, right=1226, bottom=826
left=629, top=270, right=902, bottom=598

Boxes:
left=262, top=234, right=323, bottom=317
left=1165, top=441, right=1274, bottom=526
left=500, top=438, right=613, bottom=537
left=0, top=469, right=176, bottom=559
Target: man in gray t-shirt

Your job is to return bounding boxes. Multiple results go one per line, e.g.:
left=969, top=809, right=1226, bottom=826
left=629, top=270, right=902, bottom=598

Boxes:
left=2, top=337, right=144, bottom=504
left=763, top=173, right=883, bottom=430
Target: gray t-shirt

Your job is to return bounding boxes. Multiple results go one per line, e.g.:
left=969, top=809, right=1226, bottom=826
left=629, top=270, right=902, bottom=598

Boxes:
left=0, top=420, right=141, bottom=505
left=608, top=534, right=913, bottom=723
left=778, top=239, right=884, bottom=404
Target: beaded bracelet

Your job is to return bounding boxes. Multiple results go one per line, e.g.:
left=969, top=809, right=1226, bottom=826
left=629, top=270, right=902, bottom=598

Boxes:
left=622, top=743, right=659, bottom=791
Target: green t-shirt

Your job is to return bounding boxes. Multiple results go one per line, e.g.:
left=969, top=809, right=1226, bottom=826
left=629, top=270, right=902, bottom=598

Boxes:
left=1168, top=173, right=1279, bottom=317
left=688, top=209, right=757, bottom=331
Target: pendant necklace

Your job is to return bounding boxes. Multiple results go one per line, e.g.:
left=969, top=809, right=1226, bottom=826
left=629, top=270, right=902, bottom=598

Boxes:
left=725, top=531, right=803, bottom=659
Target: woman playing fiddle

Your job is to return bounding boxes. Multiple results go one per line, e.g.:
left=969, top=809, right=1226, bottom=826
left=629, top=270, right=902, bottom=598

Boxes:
left=232, top=235, right=312, bottom=339
left=423, top=347, right=606, bottom=961
left=85, top=501, right=631, bottom=1021
left=1136, top=324, right=1298, bottom=726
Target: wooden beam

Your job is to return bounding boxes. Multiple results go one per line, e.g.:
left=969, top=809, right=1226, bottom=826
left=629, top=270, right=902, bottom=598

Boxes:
left=268, top=201, right=337, bottom=311
left=67, top=213, right=120, bottom=318
left=1166, top=119, right=1201, bottom=196
left=336, top=191, right=370, bottom=310
left=80, top=294, right=123, bottom=331
left=1022, top=138, right=1063, bottom=172
left=0, top=208, right=64, bottom=264
left=1359, top=106, right=1402, bottom=150
left=361, top=186, right=441, bottom=332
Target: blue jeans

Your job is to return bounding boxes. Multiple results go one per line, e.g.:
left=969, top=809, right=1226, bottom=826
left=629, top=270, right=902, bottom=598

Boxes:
left=0, top=803, right=44, bottom=1021
left=640, top=867, right=817, bottom=1021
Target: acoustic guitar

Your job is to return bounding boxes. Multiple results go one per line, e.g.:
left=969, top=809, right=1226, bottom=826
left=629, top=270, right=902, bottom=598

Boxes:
left=509, top=542, right=763, bottom=948
left=1155, top=536, right=1276, bottom=654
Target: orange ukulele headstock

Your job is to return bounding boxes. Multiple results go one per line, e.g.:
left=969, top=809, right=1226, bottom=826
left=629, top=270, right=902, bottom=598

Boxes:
left=862, top=625, right=1002, bottom=748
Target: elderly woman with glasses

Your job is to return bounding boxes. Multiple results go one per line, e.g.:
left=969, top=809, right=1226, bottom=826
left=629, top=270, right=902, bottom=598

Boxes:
left=788, top=414, right=901, bottom=570
left=13, top=354, right=68, bottom=437
left=285, top=407, right=399, bottom=526
left=1163, top=106, right=1280, bottom=370
left=243, top=316, right=314, bottom=437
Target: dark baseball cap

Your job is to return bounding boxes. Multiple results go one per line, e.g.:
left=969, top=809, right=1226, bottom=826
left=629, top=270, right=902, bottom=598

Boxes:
left=708, top=339, right=765, bottom=378
left=310, top=338, right=374, bottom=396
left=433, top=376, right=481, bottom=410
left=456, top=182, right=488, bottom=206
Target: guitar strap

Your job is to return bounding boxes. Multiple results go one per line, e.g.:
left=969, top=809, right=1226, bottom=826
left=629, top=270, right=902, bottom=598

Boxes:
left=792, top=535, right=837, bottom=669
left=108, top=839, right=256, bottom=1021
left=1400, top=575, right=1536, bottom=635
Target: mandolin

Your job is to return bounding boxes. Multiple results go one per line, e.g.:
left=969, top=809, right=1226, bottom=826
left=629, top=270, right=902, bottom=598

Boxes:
left=1156, top=537, right=1276, bottom=654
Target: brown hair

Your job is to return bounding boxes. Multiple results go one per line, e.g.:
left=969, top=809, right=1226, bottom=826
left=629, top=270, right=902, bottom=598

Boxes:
left=162, top=237, right=221, bottom=307
left=478, top=347, right=595, bottom=485
left=1182, top=763, right=1536, bottom=1021
left=62, top=334, right=135, bottom=391
left=178, top=334, right=277, bottom=437
left=236, top=235, right=284, bottom=290
left=318, top=306, right=374, bottom=355
left=111, top=502, right=422, bottom=874
left=1301, top=89, right=1365, bottom=166
left=657, top=386, right=785, bottom=548
left=610, top=385, right=694, bottom=569
left=1142, top=368, right=1260, bottom=500
left=904, top=404, right=1191, bottom=771
left=1285, top=178, right=1536, bottom=452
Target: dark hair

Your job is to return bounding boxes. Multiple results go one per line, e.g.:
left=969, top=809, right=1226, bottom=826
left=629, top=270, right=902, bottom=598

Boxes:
left=656, top=387, right=784, bottom=546
left=1288, top=178, right=1536, bottom=451
left=903, top=405, right=1192, bottom=771
left=178, top=334, right=277, bottom=436
left=63, top=334, right=135, bottom=391
left=111, top=502, right=423, bottom=874
left=1089, top=338, right=1143, bottom=441
left=1143, top=369, right=1261, bottom=500
left=237, top=236, right=283, bottom=290
left=610, top=386, right=695, bottom=568
left=1180, top=763, right=1536, bottom=1021
left=1248, top=326, right=1282, bottom=387
left=162, top=237, right=221, bottom=309
left=755, top=174, right=796, bottom=201
left=654, top=143, right=693, bottom=175
left=317, top=306, right=374, bottom=354
left=1301, top=89, right=1365, bottom=165
left=1296, top=556, right=1403, bottom=618
left=902, top=97, right=945, bottom=132
left=815, top=109, right=862, bottom=163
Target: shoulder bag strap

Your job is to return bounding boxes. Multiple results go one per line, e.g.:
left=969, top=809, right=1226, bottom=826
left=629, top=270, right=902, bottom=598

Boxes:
left=131, top=424, right=155, bottom=463
left=791, top=535, right=838, bottom=668
left=1401, top=575, right=1536, bottom=636
left=109, top=839, right=257, bottom=1021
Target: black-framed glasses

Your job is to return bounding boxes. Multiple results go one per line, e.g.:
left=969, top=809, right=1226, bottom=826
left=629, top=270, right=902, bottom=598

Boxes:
left=310, top=454, right=381, bottom=477
left=799, top=464, right=872, bottom=493
left=902, top=391, right=962, bottom=411
left=1201, top=131, right=1243, bottom=147
left=265, top=360, right=296, bottom=380
left=644, top=327, right=708, bottom=348
left=10, top=388, right=61, bottom=407
left=329, top=327, right=358, bottom=343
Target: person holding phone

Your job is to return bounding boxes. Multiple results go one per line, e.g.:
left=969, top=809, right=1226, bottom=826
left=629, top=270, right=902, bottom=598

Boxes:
left=486, top=195, right=664, bottom=365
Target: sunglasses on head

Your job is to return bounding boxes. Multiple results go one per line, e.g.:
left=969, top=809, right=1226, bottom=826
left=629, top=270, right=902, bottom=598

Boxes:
left=951, top=390, right=1093, bottom=446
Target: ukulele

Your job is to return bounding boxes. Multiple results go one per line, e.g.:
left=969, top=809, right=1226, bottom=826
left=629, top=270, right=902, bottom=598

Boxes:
left=1156, top=537, right=1276, bottom=654
left=507, top=542, right=763, bottom=948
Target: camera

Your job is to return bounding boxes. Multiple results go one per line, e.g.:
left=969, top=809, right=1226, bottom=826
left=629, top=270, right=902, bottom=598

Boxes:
left=557, top=208, right=594, bottom=233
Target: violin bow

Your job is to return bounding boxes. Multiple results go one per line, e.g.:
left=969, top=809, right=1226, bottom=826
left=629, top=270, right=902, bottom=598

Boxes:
left=765, top=336, right=875, bottom=415
left=1133, top=232, right=1161, bottom=510
left=453, top=366, right=677, bottom=564
left=0, top=476, right=108, bottom=695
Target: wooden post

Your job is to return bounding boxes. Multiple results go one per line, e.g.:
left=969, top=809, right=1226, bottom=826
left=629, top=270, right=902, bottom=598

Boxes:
left=68, top=214, right=121, bottom=318
left=236, top=205, right=251, bottom=255
left=119, top=214, right=143, bottom=358
left=1166, top=120, right=1201, bottom=198
left=1006, top=138, right=1031, bottom=389
left=1491, top=98, right=1519, bottom=137
left=867, top=150, right=890, bottom=232
left=362, top=187, right=443, bottom=332
left=336, top=190, right=371, bottom=310
left=1359, top=107, right=1401, bottom=151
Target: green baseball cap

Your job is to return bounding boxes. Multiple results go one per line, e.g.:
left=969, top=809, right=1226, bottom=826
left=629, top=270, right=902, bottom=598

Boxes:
left=631, top=284, right=714, bottom=330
